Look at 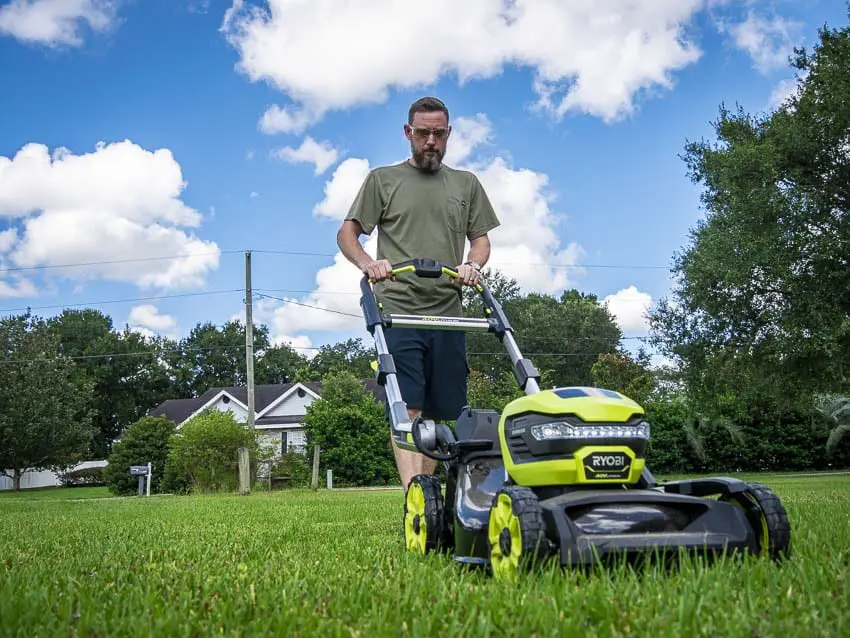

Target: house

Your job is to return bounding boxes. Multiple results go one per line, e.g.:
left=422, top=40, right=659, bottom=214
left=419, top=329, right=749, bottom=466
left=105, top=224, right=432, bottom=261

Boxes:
left=147, top=379, right=387, bottom=459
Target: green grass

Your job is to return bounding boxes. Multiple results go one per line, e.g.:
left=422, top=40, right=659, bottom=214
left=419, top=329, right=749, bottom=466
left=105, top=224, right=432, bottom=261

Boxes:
left=1, top=475, right=848, bottom=637
left=0, top=485, right=112, bottom=500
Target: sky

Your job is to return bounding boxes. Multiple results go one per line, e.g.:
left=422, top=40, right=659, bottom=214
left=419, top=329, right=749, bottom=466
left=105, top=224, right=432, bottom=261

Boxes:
left=0, top=0, right=845, bottom=366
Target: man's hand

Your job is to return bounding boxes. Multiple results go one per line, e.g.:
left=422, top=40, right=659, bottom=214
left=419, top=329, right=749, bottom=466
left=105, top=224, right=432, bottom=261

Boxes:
left=455, top=262, right=481, bottom=287
left=360, top=258, right=395, bottom=283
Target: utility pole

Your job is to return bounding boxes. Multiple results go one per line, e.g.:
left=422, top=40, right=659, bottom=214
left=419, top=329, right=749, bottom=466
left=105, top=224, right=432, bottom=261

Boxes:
left=239, top=250, right=255, bottom=496
left=245, top=250, right=255, bottom=431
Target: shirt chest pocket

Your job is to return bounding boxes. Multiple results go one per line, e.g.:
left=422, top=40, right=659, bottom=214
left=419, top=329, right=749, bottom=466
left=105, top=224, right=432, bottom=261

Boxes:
left=445, top=196, right=468, bottom=234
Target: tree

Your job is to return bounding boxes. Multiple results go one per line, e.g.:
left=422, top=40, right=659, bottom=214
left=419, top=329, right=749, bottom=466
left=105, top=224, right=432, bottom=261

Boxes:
left=590, top=349, right=656, bottom=405
left=303, top=370, right=397, bottom=486
left=0, top=313, right=96, bottom=490
left=648, top=10, right=850, bottom=414
left=468, top=289, right=622, bottom=389
left=103, top=415, right=176, bottom=495
left=171, top=320, right=271, bottom=396
left=256, top=343, right=309, bottom=384
left=46, top=308, right=175, bottom=458
left=296, top=338, right=375, bottom=382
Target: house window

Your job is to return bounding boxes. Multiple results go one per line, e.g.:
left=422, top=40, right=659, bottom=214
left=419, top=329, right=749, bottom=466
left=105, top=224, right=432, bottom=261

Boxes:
left=287, top=430, right=307, bottom=454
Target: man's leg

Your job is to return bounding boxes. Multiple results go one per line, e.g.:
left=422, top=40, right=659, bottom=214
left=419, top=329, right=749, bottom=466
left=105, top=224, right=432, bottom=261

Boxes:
left=423, top=329, right=470, bottom=425
left=384, top=328, right=437, bottom=490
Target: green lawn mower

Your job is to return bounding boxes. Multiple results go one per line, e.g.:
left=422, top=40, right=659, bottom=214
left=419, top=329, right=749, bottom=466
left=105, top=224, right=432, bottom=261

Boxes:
left=360, top=258, right=792, bottom=580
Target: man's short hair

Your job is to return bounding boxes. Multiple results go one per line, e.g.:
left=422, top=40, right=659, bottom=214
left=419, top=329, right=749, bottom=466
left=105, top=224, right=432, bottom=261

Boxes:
left=408, top=96, right=450, bottom=125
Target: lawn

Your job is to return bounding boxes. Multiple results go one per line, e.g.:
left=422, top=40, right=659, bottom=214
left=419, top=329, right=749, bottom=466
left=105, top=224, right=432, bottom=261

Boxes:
left=1, top=474, right=848, bottom=637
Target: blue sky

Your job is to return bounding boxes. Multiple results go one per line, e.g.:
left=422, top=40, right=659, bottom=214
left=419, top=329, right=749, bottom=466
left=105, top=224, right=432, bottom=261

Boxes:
left=0, top=0, right=845, bottom=363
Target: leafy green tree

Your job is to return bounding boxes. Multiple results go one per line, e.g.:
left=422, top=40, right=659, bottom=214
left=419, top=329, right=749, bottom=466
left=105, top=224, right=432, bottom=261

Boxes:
left=103, top=415, right=176, bottom=495
left=303, top=370, right=396, bottom=486
left=163, top=409, right=258, bottom=493
left=468, top=289, right=622, bottom=389
left=590, top=349, right=656, bottom=405
left=256, top=343, right=309, bottom=384
left=45, top=308, right=178, bottom=457
left=295, top=338, right=375, bottom=382
left=0, top=313, right=96, bottom=490
left=648, top=11, right=850, bottom=414
left=170, top=320, right=272, bottom=396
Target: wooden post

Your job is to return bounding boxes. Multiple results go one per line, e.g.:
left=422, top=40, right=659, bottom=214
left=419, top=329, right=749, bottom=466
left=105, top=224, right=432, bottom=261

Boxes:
left=238, top=447, right=250, bottom=495
left=311, top=444, right=320, bottom=490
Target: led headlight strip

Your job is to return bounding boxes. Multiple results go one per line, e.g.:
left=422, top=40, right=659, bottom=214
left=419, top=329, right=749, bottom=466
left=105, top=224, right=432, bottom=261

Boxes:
left=529, top=421, right=650, bottom=441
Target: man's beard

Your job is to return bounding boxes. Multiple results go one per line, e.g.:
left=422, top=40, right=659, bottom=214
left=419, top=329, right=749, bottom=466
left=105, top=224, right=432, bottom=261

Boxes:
left=411, top=143, right=444, bottom=172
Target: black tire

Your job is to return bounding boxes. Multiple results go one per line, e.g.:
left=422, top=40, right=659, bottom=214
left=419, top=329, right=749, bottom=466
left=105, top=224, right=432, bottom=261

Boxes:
left=403, top=475, right=449, bottom=554
left=723, top=481, right=792, bottom=561
left=486, top=486, right=551, bottom=580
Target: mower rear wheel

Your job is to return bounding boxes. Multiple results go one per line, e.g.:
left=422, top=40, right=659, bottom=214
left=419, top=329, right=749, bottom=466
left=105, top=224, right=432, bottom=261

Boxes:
left=487, top=486, right=550, bottom=581
left=722, top=481, right=791, bottom=560
left=403, top=475, right=448, bottom=554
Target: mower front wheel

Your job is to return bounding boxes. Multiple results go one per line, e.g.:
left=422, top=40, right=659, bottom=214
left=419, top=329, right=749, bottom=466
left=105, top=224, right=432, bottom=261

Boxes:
left=403, top=475, right=450, bottom=554
left=487, top=486, right=551, bottom=581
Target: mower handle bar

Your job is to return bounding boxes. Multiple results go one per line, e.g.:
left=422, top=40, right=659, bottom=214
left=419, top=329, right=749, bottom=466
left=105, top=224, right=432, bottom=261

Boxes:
left=359, top=257, right=542, bottom=447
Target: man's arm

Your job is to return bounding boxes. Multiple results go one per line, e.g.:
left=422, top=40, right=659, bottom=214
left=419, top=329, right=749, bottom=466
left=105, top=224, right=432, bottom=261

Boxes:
left=456, top=175, right=500, bottom=286
left=337, top=220, right=394, bottom=282
left=337, top=171, right=394, bottom=282
left=465, top=234, right=491, bottom=269
left=337, top=220, right=371, bottom=270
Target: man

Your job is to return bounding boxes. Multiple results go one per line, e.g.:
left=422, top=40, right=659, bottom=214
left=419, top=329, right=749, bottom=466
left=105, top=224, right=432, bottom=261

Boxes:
left=336, top=96, right=501, bottom=489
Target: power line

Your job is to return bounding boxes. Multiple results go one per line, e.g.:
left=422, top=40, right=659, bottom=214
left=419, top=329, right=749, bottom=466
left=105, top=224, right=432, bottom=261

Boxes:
left=252, top=249, right=670, bottom=270
left=0, top=250, right=244, bottom=275
left=0, top=346, right=644, bottom=365
left=0, top=289, right=244, bottom=314
left=0, top=344, right=247, bottom=365
left=253, top=291, right=648, bottom=341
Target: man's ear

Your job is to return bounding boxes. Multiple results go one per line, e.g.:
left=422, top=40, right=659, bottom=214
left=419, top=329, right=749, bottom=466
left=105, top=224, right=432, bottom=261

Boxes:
left=403, top=124, right=412, bottom=140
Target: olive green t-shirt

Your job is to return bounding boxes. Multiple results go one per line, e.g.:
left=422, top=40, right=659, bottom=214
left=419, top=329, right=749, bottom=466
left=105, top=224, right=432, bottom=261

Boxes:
left=345, top=161, right=500, bottom=316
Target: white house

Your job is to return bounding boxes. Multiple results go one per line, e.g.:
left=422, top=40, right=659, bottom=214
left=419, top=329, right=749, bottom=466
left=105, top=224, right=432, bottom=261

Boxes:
left=147, top=380, right=386, bottom=459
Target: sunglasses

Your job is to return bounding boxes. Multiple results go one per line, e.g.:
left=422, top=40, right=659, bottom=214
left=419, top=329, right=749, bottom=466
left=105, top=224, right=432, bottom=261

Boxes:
left=410, top=126, right=449, bottom=140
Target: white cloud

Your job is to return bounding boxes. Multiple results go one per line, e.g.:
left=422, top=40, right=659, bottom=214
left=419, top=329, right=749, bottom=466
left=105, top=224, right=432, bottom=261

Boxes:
left=264, top=113, right=589, bottom=345
left=0, top=140, right=220, bottom=289
left=313, top=158, right=371, bottom=220
left=444, top=114, right=493, bottom=166
left=221, top=0, right=705, bottom=128
left=0, top=0, right=116, bottom=47
left=126, top=304, right=179, bottom=340
left=603, top=285, right=654, bottom=335
left=722, top=10, right=803, bottom=74
left=258, top=104, right=316, bottom=135
left=273, top=137, right=340, bottom=175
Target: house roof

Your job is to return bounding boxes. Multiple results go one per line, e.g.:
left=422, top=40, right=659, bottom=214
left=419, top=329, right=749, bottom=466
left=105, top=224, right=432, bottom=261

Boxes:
left=149, top=379, right=386, bottom=426
left=148, top=398, right=201, bottom=424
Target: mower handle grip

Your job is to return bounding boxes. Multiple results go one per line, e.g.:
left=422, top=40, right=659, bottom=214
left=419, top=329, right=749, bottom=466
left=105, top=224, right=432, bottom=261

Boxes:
left=360, top=258, right=485, bottom=294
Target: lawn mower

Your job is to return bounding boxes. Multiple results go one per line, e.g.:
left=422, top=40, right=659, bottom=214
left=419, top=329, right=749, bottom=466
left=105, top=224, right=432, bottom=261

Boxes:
left=359, top=258, right=792, bottom=580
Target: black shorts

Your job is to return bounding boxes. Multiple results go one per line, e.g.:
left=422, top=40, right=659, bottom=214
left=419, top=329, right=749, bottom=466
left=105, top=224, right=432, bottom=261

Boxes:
left=384, top=328, right=469, bottom=421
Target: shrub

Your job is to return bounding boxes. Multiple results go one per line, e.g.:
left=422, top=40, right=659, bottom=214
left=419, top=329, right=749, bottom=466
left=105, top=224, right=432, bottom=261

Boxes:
left=59, top=466, right=105, bottom=487
left=304, top=370, right=397, bottom=487
left=163, top=409, right=258, bottom=493
left=103, top=415, right=176, bottom=495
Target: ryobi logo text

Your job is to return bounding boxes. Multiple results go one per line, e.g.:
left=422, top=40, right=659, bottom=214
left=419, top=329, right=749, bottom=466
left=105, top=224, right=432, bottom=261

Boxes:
left=583, top=451, right=631, bottom=480
left=591, top=454, right=627, bottom=468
